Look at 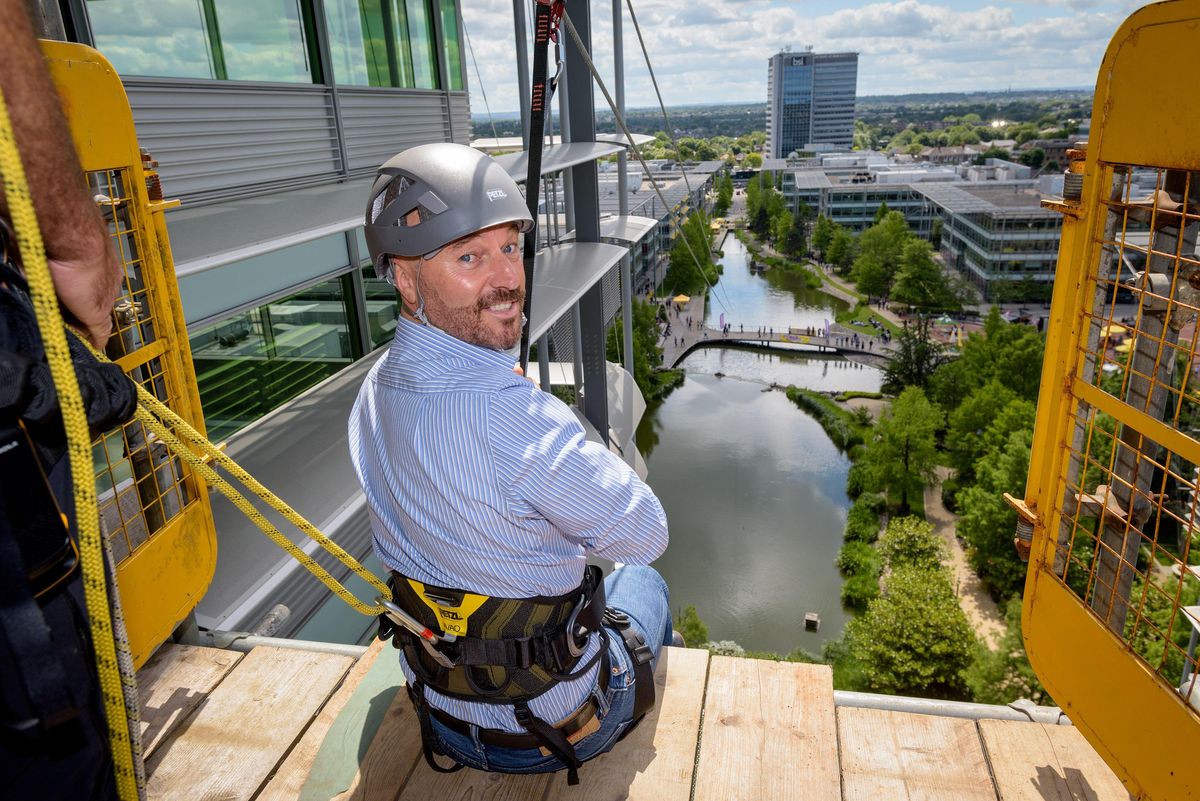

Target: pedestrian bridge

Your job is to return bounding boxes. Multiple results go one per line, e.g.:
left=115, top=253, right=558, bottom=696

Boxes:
left=661, top=325, right=894, bottom=368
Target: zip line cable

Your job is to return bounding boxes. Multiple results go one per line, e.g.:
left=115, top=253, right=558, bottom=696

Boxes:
left=462, top=17, right=499, bottom=143
left=623, top=0, right=736, bottom=314
left=558, top=10, right=731, bottom=318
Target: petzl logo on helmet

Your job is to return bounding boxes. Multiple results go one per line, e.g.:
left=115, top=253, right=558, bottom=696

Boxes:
left=486, top=189, right=508, bottom=201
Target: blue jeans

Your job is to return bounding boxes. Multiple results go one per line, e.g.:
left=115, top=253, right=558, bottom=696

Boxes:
left=428, top=565, right=672, bottom=774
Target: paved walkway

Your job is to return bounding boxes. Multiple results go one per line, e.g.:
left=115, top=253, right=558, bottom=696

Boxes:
left=926, top=465, right=1005, bottom=649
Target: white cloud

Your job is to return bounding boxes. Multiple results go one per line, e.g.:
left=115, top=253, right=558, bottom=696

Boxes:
left=462, top=0, right=1137, bottom=113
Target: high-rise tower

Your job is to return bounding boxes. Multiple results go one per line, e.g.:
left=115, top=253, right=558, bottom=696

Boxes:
left=766, top=50, right=858, bottom=158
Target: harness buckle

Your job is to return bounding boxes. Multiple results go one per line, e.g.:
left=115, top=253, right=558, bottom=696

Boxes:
left=564, top=592, right=590, bottom=658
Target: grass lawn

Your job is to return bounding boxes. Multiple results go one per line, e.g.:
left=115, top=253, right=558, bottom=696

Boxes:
left=836, top=301, right=902, bottom=338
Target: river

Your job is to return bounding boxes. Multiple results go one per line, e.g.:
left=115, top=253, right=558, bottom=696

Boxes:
left=638, top=234, right=883, bottom=654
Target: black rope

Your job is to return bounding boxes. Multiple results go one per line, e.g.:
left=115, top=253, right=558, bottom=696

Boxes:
left=519, top=0, right=562, bottom=375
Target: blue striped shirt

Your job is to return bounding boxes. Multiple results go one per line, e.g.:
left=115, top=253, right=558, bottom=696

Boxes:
left=348, top=317, right=668, bottom=731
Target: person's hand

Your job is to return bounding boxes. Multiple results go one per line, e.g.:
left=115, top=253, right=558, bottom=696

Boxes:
left=512, top=365, right=540, bottom=388
left=48, top=241, right=122, bottom=348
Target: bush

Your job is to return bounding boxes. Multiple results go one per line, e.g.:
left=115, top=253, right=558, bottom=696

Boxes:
left=837, top=541, right=882, bottom=576
left=941, top=477, right=961, bottom=513
left=785, top=386, right=867, bottom=452
left=675, top=604, right=709, bottom=648
left=836, top=391, right=885, bottom=402
left=879, top=516, right=945, bottom=572
left=846, top=462, right=869, bottom=499
left=841, top=572, right=881, bottom=610
left=858, top=492, right=887, bottom=515
left=845, top=495, right=884, bottom=543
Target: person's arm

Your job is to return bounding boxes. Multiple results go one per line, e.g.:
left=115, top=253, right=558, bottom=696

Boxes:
left=0, top=0, right=121, bottom=347
left=491, top=384, right=669, bottom=564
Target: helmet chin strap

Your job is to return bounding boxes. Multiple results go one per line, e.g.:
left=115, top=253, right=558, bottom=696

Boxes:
left=409, top=261, right=434, bottom=327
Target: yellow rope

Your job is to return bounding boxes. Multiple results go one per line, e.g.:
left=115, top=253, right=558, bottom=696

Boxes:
left=128, top=384, right=391, bottom=612
left=0, top=88, right=140, bottom=800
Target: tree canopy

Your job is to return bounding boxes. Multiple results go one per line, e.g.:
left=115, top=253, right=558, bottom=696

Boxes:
left=665, top=211, right=719, bottom=295
left=844, top=564, right=977, bottom=699
left=864, top=387, right=943, bottom=514
left=851, top=211, right=910, bottom=298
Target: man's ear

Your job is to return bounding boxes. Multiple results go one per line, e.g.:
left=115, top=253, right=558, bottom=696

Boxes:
left=391, top=257, right=419, bottom=308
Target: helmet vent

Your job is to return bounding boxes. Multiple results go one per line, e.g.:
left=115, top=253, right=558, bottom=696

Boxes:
left=371, top=176, right=445, bottom=228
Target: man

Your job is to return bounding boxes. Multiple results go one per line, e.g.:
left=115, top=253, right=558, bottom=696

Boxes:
left=348, top=143, right=672, bottom=785
left=1, top=2, right=130, bottom=798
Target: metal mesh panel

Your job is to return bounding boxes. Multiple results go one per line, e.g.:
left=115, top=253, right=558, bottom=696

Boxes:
left=90, top=167, right=191, bottom=564
left=1050, top=164, right=1200, bottom=702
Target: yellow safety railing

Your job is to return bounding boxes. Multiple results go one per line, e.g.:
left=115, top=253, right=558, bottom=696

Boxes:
left=40, top=41, right=218, bottom=670
left=1019, top=2, right=1200, bottom=798
left=40, top=41, right=397, bottom=669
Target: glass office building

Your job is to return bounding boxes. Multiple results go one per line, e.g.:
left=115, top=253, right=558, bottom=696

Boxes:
left=766, top=50, right=858, bottom=158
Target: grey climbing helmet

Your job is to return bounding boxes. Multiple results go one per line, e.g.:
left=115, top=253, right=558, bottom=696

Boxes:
left=364, top=142, right=534, bottom=279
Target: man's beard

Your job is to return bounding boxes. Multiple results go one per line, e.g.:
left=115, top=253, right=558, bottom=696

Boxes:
left=422, top=286, right=525, bottom=350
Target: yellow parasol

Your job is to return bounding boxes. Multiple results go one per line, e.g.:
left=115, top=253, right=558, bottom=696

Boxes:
left=1101, top=322, right=1128, bottom=337
left=672, top=294, right=690, bottom=303
left=1114, top=341, right=1133, bottom=353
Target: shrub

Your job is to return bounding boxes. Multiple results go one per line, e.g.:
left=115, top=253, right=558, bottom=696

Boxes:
left=846, top=462, right=869, bottom=498
left=837, top=541, right=882, bottom=576
left=841, top=572, right=881, bottom=610
left=879, top=516, right=945, bottom=572
left=844, top=494, right=884, bottom=543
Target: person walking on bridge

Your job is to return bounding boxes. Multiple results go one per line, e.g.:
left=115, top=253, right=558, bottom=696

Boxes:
left=348, top=144, right=672, bottom=787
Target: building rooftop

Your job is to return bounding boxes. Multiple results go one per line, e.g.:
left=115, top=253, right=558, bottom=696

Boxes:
left=912, top=182, right=1059, bottom=218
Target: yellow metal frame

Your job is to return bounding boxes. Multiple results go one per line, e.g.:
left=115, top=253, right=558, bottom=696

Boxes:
left=40, top=41, right=217, bottom=668
left=1023, top=2, right=1200, bottom=798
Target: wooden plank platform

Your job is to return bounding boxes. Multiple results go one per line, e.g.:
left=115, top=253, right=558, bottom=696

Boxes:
left=138, top=644, right=1130, bottom=801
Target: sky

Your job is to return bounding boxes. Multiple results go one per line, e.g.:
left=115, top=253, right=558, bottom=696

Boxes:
left=459, top=0, right=1151, bottom=115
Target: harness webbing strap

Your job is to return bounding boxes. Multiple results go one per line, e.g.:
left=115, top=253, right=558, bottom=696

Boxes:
left=514, top=702, right=581, bottom=786
left=518, top=0, right=564, bottom=374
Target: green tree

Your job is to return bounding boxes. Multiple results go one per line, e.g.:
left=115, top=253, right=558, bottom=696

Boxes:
left=946, top=382, right=1020, bottom=479
left=883, top=316, right=946, bottom=393
left=810, top=215, right=835, bottom=257
left=606, top=297, right=665, bottom=399
left=965, top=598, right=1049, bottom=704
left=715, top=172, right=733, bottom=216
left=873, top=201, right=891, bottom=224
left=826, top=227, right=856, bottom=274
left=927, top=307, right=1045, bottom=413
left=852, top=211, right=910, bottom=298
left=675, top=605, right=709, bottom=648
left=864, top=387, right=943, bottom=515
left=879, top=516, right=945, bottom=572
left=744, top=152, right=763, bottom=168
left=958, top=427, right=1033, bottom=601
left=771, top=209, right=793, bottom=248
left=1018, top=147, right=1045, bottom=169
left=782, top=214, right=807, bottom=257
left=891, top=239, right=956, bottom=311
left=973, top=145, right=1012, bottom=164
left=844, top=565, right=976, bottom=699
left=665, top=212, right=718, bottom=295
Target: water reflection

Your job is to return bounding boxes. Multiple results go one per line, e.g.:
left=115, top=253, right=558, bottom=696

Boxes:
left=642, top=235, right=884, bottom=653
left=642, top=373, right=854, bottom=653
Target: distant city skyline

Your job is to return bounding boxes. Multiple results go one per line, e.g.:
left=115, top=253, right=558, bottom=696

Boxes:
left=460, top=0, right=1145, bottom=115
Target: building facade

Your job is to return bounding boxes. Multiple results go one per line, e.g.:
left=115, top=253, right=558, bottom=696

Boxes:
left=766, top=50, right=858, bottom=158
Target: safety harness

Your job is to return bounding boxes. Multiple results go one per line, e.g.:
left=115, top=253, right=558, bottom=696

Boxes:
left=378, top=564, right=656, bottom=785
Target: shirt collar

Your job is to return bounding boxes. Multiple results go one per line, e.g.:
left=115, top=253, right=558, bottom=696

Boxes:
left=390, top=315, right=518, bottom=372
